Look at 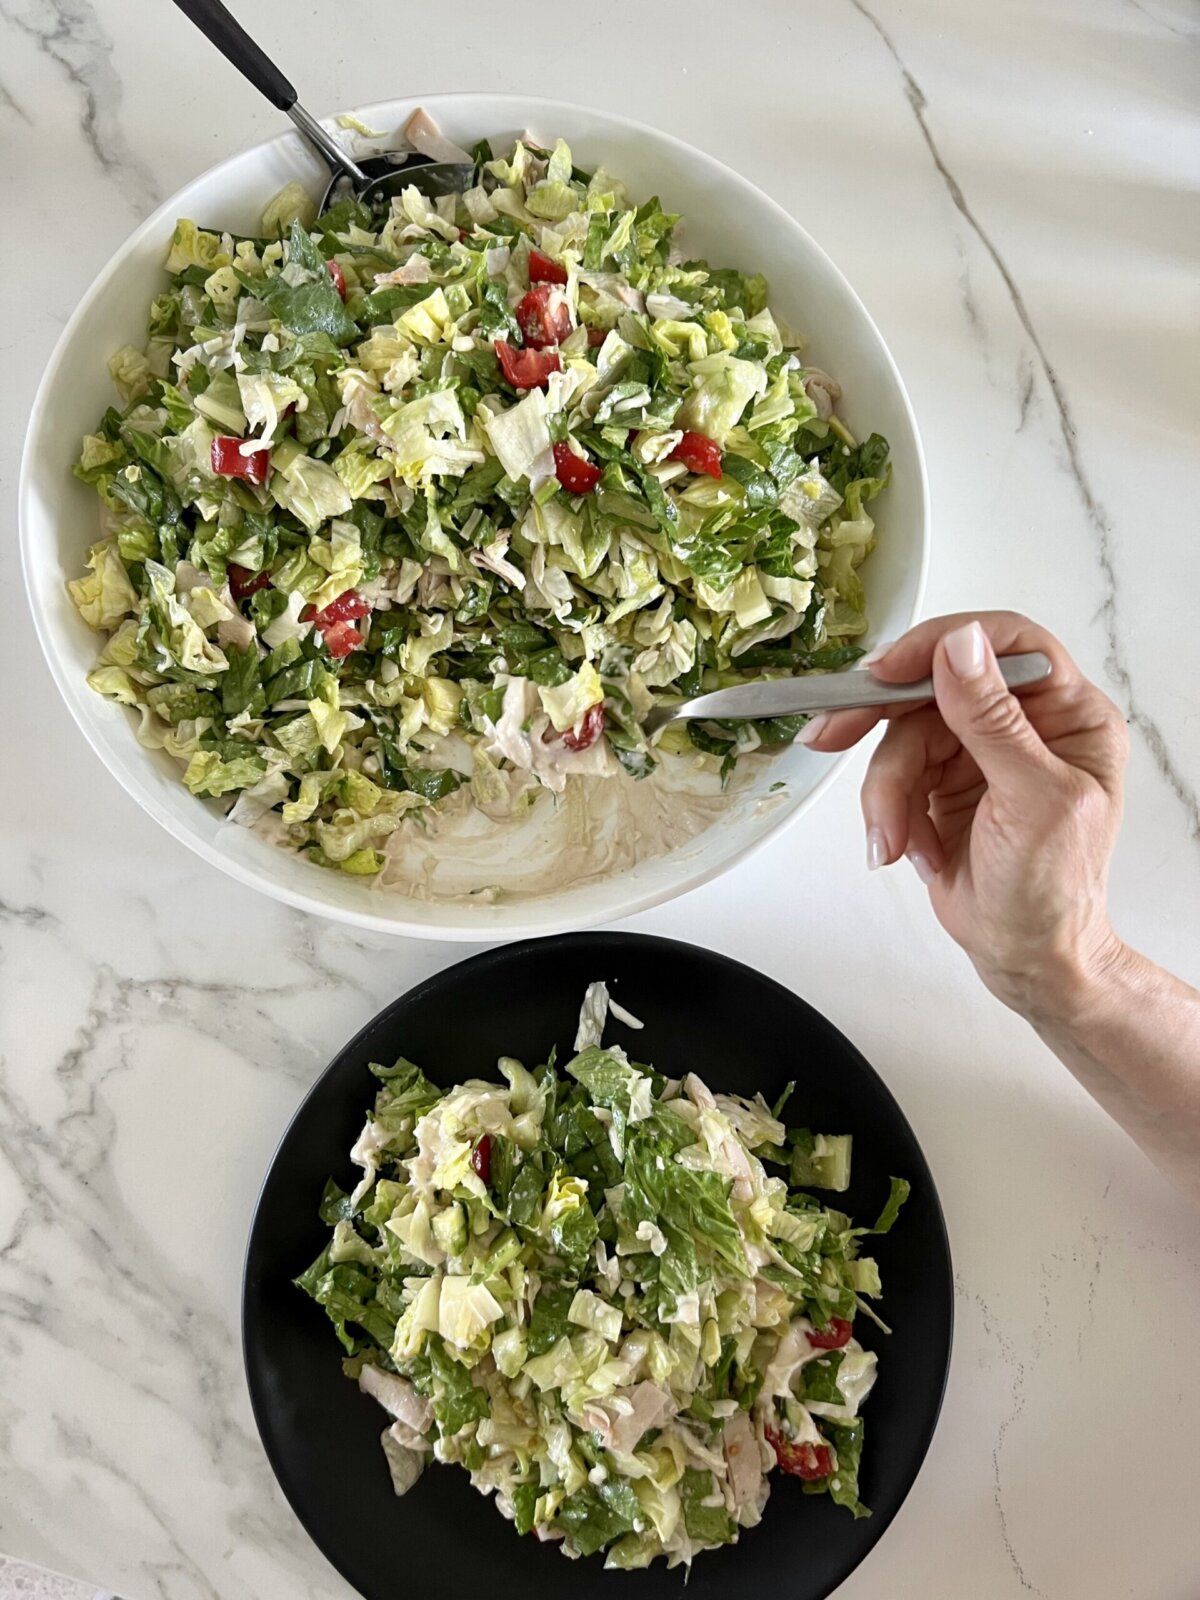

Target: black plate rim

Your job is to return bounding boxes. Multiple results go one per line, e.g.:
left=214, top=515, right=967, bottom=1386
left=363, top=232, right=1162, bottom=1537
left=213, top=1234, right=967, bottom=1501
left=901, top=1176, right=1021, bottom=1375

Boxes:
left=242, top=931, right=954, bottom=1598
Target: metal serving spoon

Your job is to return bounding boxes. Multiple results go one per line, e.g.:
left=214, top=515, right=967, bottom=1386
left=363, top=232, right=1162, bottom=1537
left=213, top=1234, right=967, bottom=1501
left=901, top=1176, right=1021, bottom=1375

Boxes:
left=642, top=651, right=1053, bottom=741
left=171, top=0, right=475, bottom=213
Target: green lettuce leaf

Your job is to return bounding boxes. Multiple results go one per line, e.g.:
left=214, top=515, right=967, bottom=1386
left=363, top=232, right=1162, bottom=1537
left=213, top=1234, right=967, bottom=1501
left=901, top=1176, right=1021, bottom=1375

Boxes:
left=239, top=220, right=358, bottom=343
left=680, top=1468, right=737, bottom=1545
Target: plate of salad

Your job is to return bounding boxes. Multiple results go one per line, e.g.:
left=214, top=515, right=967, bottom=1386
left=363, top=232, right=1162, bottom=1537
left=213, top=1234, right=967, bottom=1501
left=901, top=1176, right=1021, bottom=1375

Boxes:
left=243, top=933, right=952, bottom=1598
left=23, top=96, right=927, bottom=939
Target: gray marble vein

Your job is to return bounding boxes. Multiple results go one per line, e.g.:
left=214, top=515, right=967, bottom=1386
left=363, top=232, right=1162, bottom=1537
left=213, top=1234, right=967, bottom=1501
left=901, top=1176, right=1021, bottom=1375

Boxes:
left=847, top=0, right=1200, bottom=844
left=52, top=1416, right=218, bottom=1600
left=1, top=4, right=1198, bottom=1596
left=1016, top=357, right=1036, bottom=432
left=1124, top=0, right=1200, bottom=38
left=962, top=1278, right=1046, bottom=1596
left=0, top=0, right=158, bottom=212
left=0, top=79, right=32, bottom=122
left=0, top=898, right=57, bottom=929
left=0, top=971, right=334, bottom=1595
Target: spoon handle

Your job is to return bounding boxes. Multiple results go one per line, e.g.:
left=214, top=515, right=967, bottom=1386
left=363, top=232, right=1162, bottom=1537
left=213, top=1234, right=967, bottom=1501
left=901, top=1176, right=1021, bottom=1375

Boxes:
left=170, top=0, right=368, bottom=185
left=666, top=650, right=1053, bottom=727
left=170, top=0, right=296, bottom=110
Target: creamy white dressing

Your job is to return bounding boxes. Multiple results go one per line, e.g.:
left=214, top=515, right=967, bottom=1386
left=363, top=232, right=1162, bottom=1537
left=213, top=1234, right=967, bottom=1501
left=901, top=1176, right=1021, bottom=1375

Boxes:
left=366, top=751, right=760, bottom=903
left=248, top=745, right=757, bottom=901
left=244, top=699, right=798, bottom=906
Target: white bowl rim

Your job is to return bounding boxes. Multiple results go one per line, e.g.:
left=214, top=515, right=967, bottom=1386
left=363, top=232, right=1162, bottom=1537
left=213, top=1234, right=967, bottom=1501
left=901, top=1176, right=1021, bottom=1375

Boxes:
left=19, top=91, right=929, bottom=942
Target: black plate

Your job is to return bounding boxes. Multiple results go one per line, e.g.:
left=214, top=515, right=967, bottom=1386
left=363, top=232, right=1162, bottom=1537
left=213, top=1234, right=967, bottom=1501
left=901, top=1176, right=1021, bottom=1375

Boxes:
left=243, top=934, right=952, bottom=1600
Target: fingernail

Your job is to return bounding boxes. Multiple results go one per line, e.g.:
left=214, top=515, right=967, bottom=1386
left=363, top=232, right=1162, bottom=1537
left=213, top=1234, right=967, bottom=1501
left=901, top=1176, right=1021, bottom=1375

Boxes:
left=797, top=713, right=830, bottom=746
left=861, top=639, right=896, bottom=669
left=866, top=827, right=888, bottom=871
left=908, top=851, right=939, bottom=885
left=944, top=620, right=987, bottom=680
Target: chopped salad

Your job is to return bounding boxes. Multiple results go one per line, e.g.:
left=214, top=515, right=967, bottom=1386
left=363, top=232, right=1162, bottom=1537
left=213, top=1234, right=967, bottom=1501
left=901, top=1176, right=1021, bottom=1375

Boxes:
left=297, top=982, right=907, bottom=1567
left=70, top=115, right=890, bottom=879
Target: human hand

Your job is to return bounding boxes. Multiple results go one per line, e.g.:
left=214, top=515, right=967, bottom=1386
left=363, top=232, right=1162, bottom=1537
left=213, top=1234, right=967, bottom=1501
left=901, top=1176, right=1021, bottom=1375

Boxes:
left=800, top=613, right=1130, bottom=1016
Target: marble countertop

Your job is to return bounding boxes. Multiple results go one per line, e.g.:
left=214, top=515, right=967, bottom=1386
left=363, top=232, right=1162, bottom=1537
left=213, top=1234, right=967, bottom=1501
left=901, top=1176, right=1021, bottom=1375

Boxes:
left=2, top=0, right=1198, bottom=1596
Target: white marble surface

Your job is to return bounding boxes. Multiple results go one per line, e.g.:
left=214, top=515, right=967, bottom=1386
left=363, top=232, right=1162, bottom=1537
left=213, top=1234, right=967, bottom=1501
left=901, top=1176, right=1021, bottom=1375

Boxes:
left=1, top=1, right=1198, bottom=1597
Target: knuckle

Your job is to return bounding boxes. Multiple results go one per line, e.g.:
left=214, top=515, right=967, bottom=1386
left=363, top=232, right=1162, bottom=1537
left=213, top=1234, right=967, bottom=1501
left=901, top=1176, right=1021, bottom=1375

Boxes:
left=1075, top=687, right=1130, bottom=770
left=995, top=607, right=1033, bottom=635
left=860, top=762, right=891, bottom=813
left=968, top=683, right=1028, bottom=741
left=1053, top=766, right=1116, bottom=833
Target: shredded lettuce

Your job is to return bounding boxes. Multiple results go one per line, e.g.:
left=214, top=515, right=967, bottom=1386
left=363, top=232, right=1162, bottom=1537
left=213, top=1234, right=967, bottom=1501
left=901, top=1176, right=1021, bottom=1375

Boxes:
left=70, top=112, right=889, bottom=876
left=296, top=981, right=906, bottom=1567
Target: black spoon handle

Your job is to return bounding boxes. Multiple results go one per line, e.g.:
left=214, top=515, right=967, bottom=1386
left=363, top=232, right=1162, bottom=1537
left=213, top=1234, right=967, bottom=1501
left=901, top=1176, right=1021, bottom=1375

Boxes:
left=171, top=0, right=296, bottom=111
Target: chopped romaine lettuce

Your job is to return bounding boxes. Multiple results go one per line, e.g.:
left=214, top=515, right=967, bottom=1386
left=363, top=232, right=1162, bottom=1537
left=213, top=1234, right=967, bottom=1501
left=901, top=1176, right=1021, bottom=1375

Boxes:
left=70, top=111, right=889, bottom=873
left=295, top=982, right=904, bottom=1567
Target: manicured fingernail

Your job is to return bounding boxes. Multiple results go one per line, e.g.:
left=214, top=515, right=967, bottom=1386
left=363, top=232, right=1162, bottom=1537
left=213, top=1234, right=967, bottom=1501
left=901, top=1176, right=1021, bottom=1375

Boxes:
left=944, top=621, right=987, bottom=680
left=861, top=639, right=896, bottom=669
left=866, top=827, right=888, bottom=871
left=908, top=851, right=939, bottom=885
left=797, top=713, right=830, bottom=746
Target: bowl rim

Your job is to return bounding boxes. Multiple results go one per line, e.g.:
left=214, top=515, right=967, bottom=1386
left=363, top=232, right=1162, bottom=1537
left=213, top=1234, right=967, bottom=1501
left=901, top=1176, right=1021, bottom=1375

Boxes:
left=19, top=92, right=929, bottom=941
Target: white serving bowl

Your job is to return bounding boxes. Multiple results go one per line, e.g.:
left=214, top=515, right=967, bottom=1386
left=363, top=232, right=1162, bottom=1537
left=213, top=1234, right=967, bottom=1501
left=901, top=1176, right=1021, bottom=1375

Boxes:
left=20, top=93, right=928, bottom=941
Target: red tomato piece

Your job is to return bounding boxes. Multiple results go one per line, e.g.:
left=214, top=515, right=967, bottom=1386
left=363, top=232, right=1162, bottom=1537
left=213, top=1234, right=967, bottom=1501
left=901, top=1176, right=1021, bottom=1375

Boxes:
left=471, top=1135, right=492, bottom=1183
left=586, top=327, right=607, bottom=348
left=515, top=283, right=572, bottom=349
left=562, top=703, right=606, bottom=752
left=529, top=248, right=568, bottom=286
left=669, top=430, right=724, bottom=479
left=552, top=441, right=602, bottom=495
left=806, top=1317, right=853, bottom=1351
left=227, top=563, right=271, bottom=601
left=312, top=590, right=371, bottom=626
left=764, top=1424, right=833, bottom=1481
left=326, top=258, right=347, bottom=300
left=210, top=436, right=271, bottom=486
left=494, top=339, right=562, bottom=390
left=320, top=620, right=363, bottom=659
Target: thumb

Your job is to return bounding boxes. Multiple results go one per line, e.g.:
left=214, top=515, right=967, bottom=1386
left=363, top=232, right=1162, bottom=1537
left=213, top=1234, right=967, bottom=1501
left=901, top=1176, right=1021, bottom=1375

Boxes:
left=933, top=620, right=1053, bottom=797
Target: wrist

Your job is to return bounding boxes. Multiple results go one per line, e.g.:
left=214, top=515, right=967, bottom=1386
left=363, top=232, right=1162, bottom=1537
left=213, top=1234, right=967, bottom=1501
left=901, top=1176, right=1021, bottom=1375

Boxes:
left=980, top=923, right=1136, bottom=1028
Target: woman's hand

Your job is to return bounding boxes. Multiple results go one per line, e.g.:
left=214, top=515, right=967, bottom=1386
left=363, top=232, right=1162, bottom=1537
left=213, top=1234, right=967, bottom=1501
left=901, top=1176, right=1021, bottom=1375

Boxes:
left=800, top=613, right=1130, bottom=1017
left=802, top=612, right=1200, bottom=1198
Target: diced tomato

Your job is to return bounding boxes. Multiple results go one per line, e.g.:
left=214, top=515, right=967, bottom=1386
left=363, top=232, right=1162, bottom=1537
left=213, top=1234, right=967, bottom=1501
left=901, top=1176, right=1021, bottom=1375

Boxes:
left=529, top=248, right=568, bottom=286
left=227, top=563, right=271, bottom=601
left=308, top=590, right=371, bottom=627
left=764, top=1423, right=833, bottom=1481
left=320, top=620, right=363, bottom=659
left=562, top=703, right=606, bottom=752
left=210, top=436, right=271, bottom=486
left=471, top=1135, right=492, bottom=1183
left=586, top=327, right=607, bottom=348
left=552, top=441, right=602, bottom=496
left=494, top=339, right=562, bottom=390
left=806, top=1317, right=853, bottom=1351
left=326, top=258, right=347, bottom=300
left=515, top=283, right=572, bottom=349
left=669, top=430, right=723, bottom=479
left=303, top=592, right=372, bottom=658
